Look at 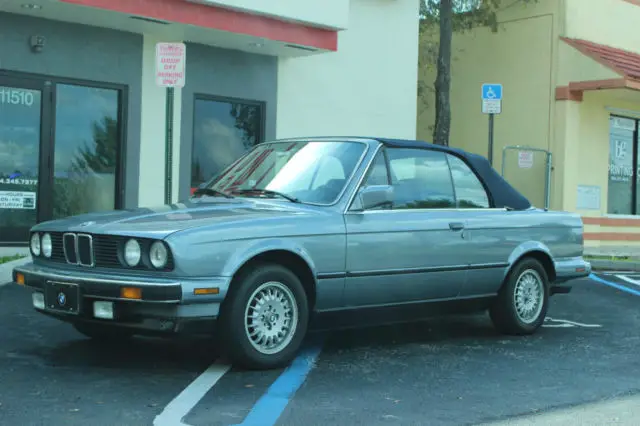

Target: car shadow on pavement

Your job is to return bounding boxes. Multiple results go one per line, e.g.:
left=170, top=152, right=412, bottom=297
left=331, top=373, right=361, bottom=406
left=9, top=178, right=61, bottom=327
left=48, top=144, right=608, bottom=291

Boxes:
left=323, top=313, right=503, bottom=351
left=20, top=333, right=221, bottom=373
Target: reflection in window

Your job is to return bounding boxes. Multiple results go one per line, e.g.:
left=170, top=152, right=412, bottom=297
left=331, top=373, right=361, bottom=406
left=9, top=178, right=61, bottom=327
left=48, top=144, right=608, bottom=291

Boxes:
left=607, top=116, right=638, bottom=215
left=191, top=97, right=263, bottom=189
left=53, top=84, right=120, bottom=219
left=363, top=152, right=390, bottom=186
left=0, top=86, right=41, bottom=242
left=446, top=154, right=490, bottom=208
left=386, top=148, right=456, bottom=209
left=203, top=141, right=365, bottom=205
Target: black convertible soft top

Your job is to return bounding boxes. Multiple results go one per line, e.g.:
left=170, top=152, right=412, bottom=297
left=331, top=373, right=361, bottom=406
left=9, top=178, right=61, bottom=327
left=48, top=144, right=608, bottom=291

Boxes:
left=374, top=138, right=532, bottom=211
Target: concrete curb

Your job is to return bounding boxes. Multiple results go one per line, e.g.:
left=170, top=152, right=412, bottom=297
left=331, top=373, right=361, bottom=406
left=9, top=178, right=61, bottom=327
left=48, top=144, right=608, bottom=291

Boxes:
left=589, top=259, right=640, bottom=272
left=0, top=256, right=31, bottom=286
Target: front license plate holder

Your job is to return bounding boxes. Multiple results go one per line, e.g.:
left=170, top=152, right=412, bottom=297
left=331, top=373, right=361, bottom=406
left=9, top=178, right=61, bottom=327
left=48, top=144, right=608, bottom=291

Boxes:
left=45, top=281, right=80, bottom=314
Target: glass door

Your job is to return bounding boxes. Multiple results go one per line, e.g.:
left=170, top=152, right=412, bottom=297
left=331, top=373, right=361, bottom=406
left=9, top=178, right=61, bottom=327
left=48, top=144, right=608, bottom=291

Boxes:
left=51, top=84, right=122, bottom=219
left=0, top=77, right=48, bottom=244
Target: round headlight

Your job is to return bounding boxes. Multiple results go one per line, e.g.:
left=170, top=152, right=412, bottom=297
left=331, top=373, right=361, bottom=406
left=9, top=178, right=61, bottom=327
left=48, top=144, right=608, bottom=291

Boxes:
left=41, top=233, right=52, bottom=258
left=30, top=233, right=41, bottom=256
left=149, top=241, right=168, bottom=269
left=124, top=239, right=141, bottom=266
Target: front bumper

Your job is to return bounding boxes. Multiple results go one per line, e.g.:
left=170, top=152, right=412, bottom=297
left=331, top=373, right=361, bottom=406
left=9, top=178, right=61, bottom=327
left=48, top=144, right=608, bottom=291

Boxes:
left=12, top=262, right=231, bottom=336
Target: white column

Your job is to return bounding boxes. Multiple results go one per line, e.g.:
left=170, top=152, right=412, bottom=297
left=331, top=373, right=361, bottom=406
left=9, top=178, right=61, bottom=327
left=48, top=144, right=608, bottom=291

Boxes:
left=138, top=34, right=183, bottom=207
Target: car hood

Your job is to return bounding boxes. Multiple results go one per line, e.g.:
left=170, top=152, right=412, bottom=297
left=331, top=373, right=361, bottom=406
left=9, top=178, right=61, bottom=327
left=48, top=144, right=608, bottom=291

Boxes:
left=32, top=198, right=320, bottom=239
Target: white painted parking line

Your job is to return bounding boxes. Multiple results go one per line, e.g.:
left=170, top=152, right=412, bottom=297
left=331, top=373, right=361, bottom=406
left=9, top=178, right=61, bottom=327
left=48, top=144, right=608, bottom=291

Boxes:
left=543, top=317, right=602, bottom=328
left=153, top=360, right=231, bottom=426
left=615, top=275, right=640, bottom=287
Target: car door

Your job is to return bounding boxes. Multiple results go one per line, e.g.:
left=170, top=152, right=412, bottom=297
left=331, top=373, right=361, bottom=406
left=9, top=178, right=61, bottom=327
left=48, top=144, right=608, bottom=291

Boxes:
left=443, top=153, right=511, bottom=297
left=343, top=147, right=469, bottom=308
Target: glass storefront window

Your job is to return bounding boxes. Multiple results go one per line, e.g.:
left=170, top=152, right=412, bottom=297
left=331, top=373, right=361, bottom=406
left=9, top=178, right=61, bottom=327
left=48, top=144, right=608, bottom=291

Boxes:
left=607, top=115, right=639, bottom=215
left=52, top=84, right=121, bottom=219
left=0, top=84, right=41, bottom=243
left=191, top=97, right=264, bottom=190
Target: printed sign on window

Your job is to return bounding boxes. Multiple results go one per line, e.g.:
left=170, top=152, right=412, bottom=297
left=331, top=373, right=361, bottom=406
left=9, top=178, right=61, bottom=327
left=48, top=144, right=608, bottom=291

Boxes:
left=0, top=191, right=36, bottom=209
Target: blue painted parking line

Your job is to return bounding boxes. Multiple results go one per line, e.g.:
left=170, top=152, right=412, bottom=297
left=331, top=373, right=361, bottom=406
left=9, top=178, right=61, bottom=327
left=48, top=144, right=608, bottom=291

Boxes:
left=235, top=334, right=325, bottom=426
left=589, top=273, right=640, bottom=297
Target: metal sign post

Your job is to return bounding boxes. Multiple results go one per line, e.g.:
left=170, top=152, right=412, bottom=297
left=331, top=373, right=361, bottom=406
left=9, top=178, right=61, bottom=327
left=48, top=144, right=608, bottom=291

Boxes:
left=481, top=83, right=503, bottom=166
left=155, top=42, right=186, bottom=205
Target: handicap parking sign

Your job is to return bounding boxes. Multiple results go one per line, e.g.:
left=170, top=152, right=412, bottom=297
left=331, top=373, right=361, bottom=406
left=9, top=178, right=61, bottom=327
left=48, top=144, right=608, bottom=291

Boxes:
left=482, top=83, right=502, bottom=114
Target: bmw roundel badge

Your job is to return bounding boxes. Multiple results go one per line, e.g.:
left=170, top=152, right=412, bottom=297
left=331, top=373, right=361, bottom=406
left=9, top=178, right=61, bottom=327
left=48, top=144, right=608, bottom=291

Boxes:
left=57, top=292, right=67, bottom=306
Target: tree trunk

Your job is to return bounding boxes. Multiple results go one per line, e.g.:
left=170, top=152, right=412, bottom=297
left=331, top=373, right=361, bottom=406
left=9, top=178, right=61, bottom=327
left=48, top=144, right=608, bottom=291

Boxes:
left=432, top=0, right=453, bottom=146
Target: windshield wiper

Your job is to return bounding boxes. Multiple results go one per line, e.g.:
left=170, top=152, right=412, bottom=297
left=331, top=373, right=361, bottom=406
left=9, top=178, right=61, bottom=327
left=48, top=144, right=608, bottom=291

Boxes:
left=192, top=187, right=235, bottom=199
left=232, top=188, right=300, bottom=203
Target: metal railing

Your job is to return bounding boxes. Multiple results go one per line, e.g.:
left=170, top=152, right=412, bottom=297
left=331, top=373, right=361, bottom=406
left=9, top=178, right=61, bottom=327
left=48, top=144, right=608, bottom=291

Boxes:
left=501, top=145, right=552, bottom=210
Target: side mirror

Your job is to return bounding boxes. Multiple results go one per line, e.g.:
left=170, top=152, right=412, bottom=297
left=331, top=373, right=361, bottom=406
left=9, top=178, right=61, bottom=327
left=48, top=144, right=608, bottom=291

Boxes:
left=352, top=185, right=394, bottom=211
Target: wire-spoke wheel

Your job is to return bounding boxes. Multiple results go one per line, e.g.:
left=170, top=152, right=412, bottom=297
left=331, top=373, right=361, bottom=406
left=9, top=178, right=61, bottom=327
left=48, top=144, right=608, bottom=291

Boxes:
left=490, top=257, right=549, bottom=335
left=244, top=281, right=299, bottom=355
left=513, top=269, right=544, bottom=324
left=220, top=262, right=309, bottom=370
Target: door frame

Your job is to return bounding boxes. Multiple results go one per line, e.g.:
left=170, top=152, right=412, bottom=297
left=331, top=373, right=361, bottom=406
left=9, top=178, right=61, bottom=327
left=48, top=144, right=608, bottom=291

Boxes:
left=0, top=75, right=51, bottom=245
left=0, top=69, right=129, bottom=244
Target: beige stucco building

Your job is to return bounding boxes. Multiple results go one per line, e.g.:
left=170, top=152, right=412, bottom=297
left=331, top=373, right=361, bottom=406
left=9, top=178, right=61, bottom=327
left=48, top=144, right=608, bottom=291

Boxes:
left=418, top=0, right=640, bottom=255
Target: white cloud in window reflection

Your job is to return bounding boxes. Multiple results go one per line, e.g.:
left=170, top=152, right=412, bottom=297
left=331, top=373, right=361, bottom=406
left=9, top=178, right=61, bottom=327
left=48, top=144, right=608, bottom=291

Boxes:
left=196, top=117, right=247, bottom=179
left=0, top=136, right=39, bottom=177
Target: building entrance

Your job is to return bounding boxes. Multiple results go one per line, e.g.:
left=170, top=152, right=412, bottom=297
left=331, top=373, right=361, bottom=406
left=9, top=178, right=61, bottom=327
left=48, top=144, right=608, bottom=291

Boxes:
left=0, top=72, right=125, bottom=245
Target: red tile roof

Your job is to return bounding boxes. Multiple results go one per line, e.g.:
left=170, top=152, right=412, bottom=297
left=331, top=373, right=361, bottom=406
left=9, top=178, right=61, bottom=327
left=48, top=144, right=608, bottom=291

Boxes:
left=561, top=37, right=640, bottom=81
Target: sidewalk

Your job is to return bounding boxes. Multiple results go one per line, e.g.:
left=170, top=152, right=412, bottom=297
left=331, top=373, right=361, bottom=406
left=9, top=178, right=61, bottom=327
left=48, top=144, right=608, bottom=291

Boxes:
left=0, top=256, right=30, bottom=286
left=480, top=393, right=640, bottom=425
left=586, top=256, right=640, bottom=272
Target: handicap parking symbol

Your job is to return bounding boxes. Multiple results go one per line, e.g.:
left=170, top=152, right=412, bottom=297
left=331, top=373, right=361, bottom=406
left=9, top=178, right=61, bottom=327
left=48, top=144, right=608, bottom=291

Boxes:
left=482, top=83, right=503, bottom=100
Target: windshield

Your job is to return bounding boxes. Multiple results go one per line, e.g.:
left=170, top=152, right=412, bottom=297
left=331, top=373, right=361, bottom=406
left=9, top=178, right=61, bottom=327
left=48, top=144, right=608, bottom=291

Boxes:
left=198, top=140, right=367, bottom=204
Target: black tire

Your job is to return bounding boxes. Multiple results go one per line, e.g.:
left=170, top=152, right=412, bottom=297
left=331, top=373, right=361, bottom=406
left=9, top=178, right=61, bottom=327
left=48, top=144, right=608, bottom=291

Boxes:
left=489, top=257, right=550, bottom=335
left=219, top=262, right=309, bottom=370
left=73, top=322, right=135, bottom=342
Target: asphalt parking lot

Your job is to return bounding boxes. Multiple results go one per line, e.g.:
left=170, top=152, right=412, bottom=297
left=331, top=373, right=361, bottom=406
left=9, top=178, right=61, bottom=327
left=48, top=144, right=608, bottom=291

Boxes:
left=0, top=273, right=639, bottom=426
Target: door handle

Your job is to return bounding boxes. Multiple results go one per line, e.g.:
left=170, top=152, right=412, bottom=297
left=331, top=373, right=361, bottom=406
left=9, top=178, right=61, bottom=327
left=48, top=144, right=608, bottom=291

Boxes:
left=449, top=222, right=465, bottom=231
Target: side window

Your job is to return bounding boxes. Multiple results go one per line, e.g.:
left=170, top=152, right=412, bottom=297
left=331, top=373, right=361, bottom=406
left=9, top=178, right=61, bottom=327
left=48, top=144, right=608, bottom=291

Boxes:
left=447, top=154, right=490, bottom=208
left=363, top=151, right=390, bottom=186
left=386, top=148, right=456, bottom=209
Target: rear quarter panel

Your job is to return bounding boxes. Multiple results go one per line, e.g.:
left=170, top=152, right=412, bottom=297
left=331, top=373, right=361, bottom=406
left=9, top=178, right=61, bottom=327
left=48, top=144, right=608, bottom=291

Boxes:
left=460, top=208, right=584, bottom=296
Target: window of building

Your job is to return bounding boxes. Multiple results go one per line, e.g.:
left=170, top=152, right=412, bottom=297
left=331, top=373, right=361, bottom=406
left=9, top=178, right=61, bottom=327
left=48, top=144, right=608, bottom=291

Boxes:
left=607, top=115, right=639, bottom=215
left=386, top=148, right=456, bottom=209
left=191, top=96, right=265, bottom=190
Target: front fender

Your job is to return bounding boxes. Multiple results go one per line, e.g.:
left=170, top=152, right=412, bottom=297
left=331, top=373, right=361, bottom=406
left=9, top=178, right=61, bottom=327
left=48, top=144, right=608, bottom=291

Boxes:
left=221, top=238, right=319, bottom=279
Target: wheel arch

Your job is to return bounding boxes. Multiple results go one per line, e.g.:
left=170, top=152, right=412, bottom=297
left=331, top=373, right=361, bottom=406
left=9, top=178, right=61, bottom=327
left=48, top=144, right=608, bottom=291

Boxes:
left=505, top=242, right=557, bottom=285
left=226, top=248, right=318, bottom=312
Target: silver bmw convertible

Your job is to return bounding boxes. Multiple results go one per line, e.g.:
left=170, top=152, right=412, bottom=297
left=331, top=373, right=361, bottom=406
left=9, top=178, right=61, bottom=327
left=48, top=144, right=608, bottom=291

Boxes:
left=13, top=137, right=591, bottom=369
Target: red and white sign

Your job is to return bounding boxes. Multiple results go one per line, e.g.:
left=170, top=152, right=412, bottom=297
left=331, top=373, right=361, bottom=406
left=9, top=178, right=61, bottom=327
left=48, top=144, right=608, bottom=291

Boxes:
left=518, top=151, right=534, bottom=169
left=155, top=42, right=186, bottom=88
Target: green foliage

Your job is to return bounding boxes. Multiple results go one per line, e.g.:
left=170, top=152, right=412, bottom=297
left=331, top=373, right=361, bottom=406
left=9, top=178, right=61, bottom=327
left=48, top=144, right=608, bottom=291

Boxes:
left=421, top=0, right=503, bottom=33
left=0, top=254, right=26, bottom=264
left=71, top=116, right=118, bottom=174
left=56, top=115, right=118, bottom=218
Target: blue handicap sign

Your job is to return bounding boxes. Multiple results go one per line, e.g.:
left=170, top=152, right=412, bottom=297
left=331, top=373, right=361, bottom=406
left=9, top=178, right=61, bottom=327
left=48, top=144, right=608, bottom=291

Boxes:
left=482, top=84, right=503, bottom=101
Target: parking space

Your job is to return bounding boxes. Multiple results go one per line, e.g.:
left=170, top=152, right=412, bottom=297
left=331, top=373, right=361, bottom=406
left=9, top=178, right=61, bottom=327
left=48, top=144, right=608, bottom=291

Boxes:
left=1, top=275, right=639, bottom=426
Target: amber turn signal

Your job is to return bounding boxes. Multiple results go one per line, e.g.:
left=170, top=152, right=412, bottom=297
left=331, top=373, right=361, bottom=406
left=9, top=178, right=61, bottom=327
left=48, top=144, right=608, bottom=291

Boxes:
left=15, top=273, right=25, bottom=286
left=194, top=287, right=219, bottom=295
left=120, top=286, right=142, bottom=300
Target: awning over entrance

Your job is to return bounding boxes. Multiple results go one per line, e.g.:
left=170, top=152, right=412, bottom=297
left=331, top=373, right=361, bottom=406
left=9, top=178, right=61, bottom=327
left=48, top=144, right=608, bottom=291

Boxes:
left=3, top=0, right=339, bottom=57
left=556, top=37, right=640, bottom=102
